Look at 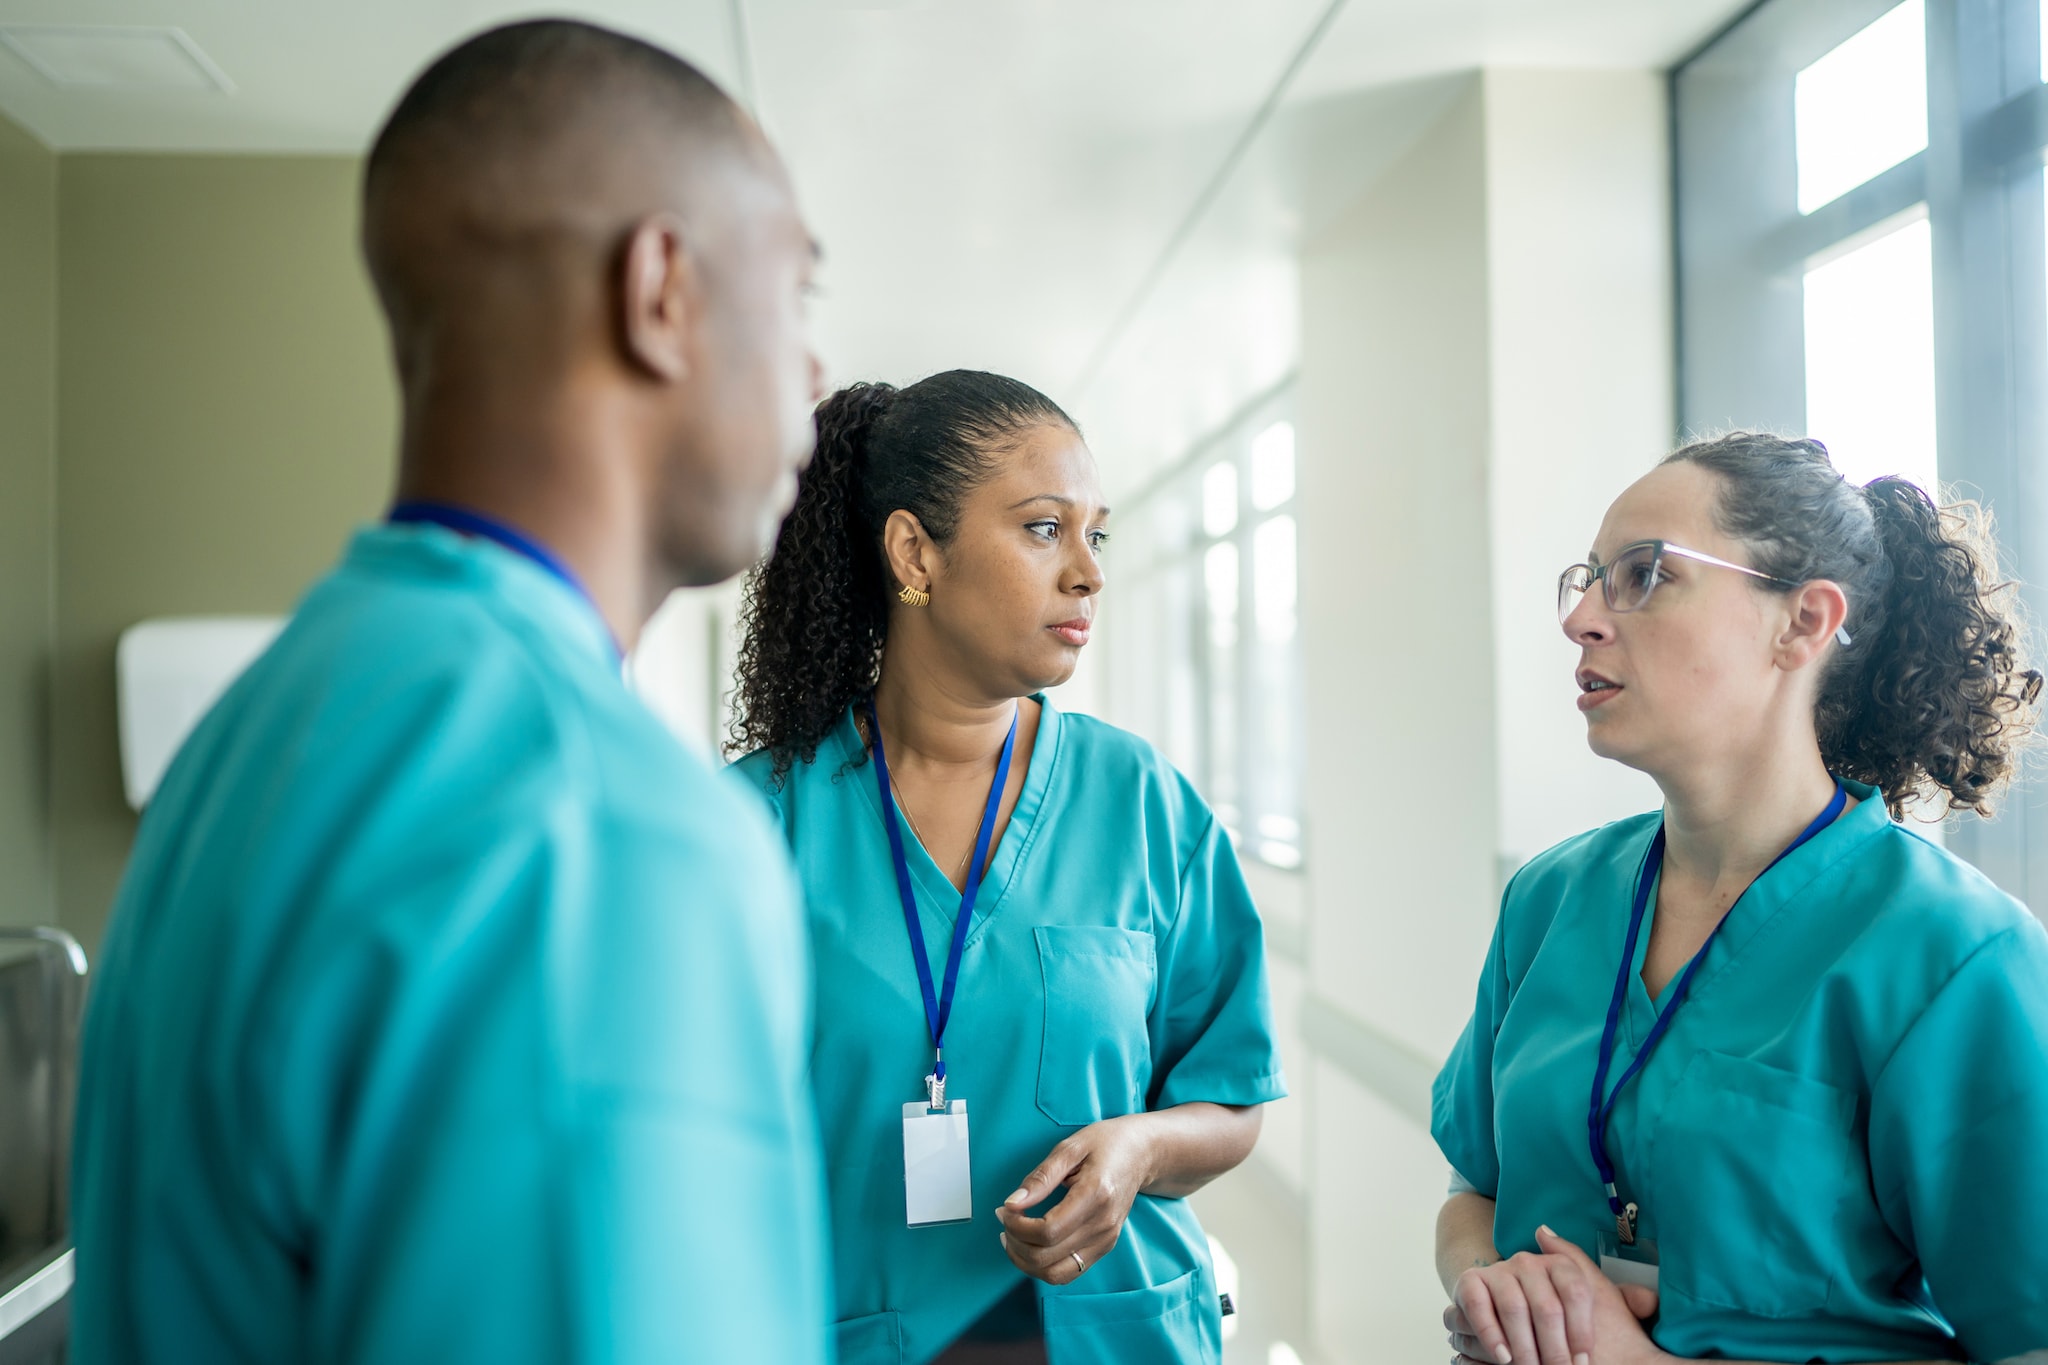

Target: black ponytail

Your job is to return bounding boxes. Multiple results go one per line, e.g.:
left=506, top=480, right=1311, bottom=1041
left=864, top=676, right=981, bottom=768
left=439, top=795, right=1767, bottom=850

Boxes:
left=1665, top=434, right=2042, bottom=817
left=728, top=370, right=1076, bottom=779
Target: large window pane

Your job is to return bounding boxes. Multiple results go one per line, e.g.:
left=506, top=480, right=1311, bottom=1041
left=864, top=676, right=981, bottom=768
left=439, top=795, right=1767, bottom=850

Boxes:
left=1250, top=421, right=1296, bottom=512
left=1202, top=461, right=1238, bottom=538
left=1795, top=0, right=1927, bottom=213
left=1803, top=215, right=1938, bottom=490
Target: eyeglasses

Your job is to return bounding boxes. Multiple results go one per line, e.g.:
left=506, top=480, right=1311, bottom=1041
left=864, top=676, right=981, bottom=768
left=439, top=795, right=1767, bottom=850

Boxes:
left=1558, top=539, right=1853, bottom=645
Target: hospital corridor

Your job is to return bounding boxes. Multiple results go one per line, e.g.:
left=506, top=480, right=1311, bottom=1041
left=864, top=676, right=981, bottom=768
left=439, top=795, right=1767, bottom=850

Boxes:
left=3, top=1, right=2048, bottom=1362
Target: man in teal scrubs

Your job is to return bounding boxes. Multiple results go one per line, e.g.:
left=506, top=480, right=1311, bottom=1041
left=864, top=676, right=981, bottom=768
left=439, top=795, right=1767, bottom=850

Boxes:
left=71, top=20, right=829, bottom=1363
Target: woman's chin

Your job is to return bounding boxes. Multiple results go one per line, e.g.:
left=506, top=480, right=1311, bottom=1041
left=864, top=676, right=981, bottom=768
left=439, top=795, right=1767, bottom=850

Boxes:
left=1019, top=651, right=1080, bottom=694
left=1584, top=718, right=1635, bottom=764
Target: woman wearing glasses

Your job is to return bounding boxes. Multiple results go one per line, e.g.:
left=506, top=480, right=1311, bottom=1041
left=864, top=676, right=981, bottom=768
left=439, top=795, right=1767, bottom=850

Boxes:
left=728, top=372, right=1284, bottom=1365
left=1432, top=433, right=2048, bottom=1365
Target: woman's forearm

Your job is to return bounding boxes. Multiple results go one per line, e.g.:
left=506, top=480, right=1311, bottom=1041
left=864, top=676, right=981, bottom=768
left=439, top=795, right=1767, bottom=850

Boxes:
left=1132, top=1101, right=1261, bottom=1198
left=1436, top=1192, right=1502, bottom=1297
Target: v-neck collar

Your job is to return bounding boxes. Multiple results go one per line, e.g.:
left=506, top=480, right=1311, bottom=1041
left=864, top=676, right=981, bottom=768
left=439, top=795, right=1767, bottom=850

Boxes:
left=835, top=693, right=1063, bottom=947
left=1621, top=778, right=1889, bottom=1025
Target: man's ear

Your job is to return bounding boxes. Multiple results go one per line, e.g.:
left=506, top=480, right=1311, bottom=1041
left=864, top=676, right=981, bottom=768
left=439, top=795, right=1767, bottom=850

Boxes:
left=619, top=213, right=697, bottom=383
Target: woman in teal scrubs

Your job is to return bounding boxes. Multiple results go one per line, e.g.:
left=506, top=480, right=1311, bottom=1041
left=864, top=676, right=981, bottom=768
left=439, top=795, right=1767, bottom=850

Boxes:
left=1433, top=433, right=2048, bottom=1365
left=728, top=371, right=1286, bottom=1365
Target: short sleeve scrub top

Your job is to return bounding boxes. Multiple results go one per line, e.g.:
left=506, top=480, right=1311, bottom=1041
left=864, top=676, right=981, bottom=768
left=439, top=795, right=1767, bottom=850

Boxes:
left=1432, top=780, right=2048, bottom=1363
left=733, top=697, right=1287, bottom=1365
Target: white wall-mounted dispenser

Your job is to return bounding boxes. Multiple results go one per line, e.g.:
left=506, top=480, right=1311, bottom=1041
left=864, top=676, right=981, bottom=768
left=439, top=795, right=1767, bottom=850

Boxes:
left=115, top=617, right=285, bottom=811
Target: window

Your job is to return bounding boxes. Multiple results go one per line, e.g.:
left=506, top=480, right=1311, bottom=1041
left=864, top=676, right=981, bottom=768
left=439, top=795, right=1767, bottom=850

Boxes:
left=1794, top=0, right=1927, bottom=214
left=1107, top=385, right=1304, bottom=870
left=1676, top=0, right=2048, bottom=903
left=1802, top=215, right=1938, bottom=491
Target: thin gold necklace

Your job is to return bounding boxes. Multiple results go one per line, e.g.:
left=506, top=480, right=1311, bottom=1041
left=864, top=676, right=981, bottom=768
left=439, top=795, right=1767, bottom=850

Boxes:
left=864, top=711, right=995, bottom=884
left=894, top=787, right=976, bottom=883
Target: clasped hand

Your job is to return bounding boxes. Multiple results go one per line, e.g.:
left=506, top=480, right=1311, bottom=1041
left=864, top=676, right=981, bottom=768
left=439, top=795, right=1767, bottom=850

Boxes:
left=1448, top=1226, right=1666, bottom=1365
left=993, top=1114, right=1154, bottom=1286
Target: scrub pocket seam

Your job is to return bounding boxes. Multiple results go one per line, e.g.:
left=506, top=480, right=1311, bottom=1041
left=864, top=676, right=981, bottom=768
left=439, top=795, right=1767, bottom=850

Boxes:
left=1034, top=925, right=1157, bottom=1126
left=832, top=1308, right=905, bottom=1365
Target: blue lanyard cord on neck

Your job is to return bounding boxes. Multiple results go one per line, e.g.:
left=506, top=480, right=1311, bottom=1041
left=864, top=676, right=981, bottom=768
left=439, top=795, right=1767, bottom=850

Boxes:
left=1587, top=779, right=1848, bottom=1225
left=866, top=700, right=1018, bottom=1086
left=388, top=501, right=622, bottom=662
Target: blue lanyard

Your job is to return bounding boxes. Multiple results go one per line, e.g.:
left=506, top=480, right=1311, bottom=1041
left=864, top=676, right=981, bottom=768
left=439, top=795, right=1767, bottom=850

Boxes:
left=388, top=501, right=622, bottom=662
left=1588, top=778, right=1847, bottom=1240
left=866, top=700, right=1018, bottom=1096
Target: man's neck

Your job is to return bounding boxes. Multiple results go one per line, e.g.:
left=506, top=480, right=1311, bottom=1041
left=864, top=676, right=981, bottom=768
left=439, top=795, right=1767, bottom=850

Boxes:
left=394, top=397, right=658, bottom=652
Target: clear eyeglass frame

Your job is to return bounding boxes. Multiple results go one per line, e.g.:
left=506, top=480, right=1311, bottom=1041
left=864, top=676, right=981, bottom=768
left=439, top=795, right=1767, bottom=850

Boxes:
left=1558, top=539, right=1853, bottom=646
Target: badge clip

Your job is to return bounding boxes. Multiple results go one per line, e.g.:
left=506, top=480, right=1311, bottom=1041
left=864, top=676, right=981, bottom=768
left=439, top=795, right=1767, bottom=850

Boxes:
left=1596, top=1224, right=1660, bottom=1294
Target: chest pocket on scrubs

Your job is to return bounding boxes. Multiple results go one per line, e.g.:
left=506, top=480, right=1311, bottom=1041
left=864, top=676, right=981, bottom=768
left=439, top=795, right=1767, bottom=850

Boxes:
left=1649, top=1050, right=1864, bottom=1315
left=1034, top=925, right=1156, bottom=1126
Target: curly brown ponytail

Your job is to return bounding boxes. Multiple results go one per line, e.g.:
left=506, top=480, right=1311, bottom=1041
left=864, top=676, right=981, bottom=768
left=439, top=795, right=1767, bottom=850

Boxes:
left=728, top=370, right=1076, bottom=780
left=1665, top=433, right=2042, bottom=817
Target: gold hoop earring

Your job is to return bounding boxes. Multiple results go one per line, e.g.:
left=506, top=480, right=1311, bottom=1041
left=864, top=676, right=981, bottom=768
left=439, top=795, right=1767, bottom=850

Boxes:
left=897, top=584, right=930, bottom=608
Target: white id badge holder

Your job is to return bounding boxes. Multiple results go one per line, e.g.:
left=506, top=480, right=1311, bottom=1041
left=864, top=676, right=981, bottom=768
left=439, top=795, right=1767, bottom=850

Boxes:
left=1595, top=1227, right=1660, bottom=1293
left=903, top=1099, right=973, bottom=1226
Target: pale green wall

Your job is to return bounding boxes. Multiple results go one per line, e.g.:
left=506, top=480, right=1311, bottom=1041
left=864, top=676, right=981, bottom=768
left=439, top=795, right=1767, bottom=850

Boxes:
left=0, top=114, right=56, bottom=930
left=54, top=155, right=397, bottom=953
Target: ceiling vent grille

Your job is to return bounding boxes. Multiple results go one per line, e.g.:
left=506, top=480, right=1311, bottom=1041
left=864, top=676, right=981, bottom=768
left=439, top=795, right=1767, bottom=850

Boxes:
left=0, top=25, right=234, bottom=94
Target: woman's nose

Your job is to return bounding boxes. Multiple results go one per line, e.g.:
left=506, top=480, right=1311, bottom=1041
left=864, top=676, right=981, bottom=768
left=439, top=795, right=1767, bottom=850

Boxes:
left=1561, top=594, right=1611, bottom=645
left=1067, top=540, right=1105, bottom=596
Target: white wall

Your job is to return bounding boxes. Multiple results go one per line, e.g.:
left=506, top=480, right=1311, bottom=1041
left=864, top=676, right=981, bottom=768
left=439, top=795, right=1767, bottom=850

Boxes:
left=1483, top=70, right=1667, bottom=872
left=1292, top=69, right=1675, bottom=1365
left=631, top=583, right=744, bottom=760
left=1297, top=75, right=1501, bottom=1362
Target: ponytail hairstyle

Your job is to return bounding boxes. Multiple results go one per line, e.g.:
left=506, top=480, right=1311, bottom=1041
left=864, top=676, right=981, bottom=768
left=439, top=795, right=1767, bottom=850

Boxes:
left=728, top=369, right=1078, bottom=779
left=1664, top=432, right=2042, bottom=817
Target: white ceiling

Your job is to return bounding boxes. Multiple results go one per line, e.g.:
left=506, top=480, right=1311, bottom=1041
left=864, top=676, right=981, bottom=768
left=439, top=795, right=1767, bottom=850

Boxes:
left=0, top=0, right=1752, bottom=494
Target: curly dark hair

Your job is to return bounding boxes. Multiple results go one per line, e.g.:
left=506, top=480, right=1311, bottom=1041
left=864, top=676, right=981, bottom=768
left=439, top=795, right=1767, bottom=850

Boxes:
left=1665, top=432, right=2042, bottom=816
left=727, top=370, right=1077, bottom=779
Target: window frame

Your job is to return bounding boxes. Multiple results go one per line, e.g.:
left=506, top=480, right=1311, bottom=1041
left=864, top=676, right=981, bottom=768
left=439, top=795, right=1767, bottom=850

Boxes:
left=1674, top=0, right=2048, bottom=906
left=1112, top=378, right=1305, bottom=872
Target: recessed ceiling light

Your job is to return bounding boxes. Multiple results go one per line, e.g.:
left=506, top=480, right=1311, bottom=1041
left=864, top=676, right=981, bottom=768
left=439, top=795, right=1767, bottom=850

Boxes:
left=0, top=25, right=234, bottom=94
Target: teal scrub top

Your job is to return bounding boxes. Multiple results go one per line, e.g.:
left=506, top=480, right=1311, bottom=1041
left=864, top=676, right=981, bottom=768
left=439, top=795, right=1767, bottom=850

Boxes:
left=72, top=524, right=831, bottom=1365
left=1433, top=781, right=2048, bottom=1363
left=732, top=699, right=1286, bottom=1365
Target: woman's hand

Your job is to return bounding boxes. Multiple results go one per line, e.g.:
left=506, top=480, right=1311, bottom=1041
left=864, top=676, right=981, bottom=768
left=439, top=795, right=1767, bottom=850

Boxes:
left=1445, top=1225, right=1663, bottom=1365
left=993, top=1114, right=1157, bottom=1285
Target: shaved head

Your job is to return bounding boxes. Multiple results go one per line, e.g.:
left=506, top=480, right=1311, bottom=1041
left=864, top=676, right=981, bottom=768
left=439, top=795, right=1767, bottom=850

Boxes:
left=362, top=18, right=824, bottom=596
left=363, top=20, right=772, bottom=374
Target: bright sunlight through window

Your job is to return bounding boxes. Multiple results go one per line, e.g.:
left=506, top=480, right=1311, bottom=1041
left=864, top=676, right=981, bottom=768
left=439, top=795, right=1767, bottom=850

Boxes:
left=1249, top=421, right=1296, bottom=511
left=1803, top=215, right=1938, bottom=491
left=1795, top=0, right=1927, bottom=214
left=1203, top=461, right=1238, bottom=538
